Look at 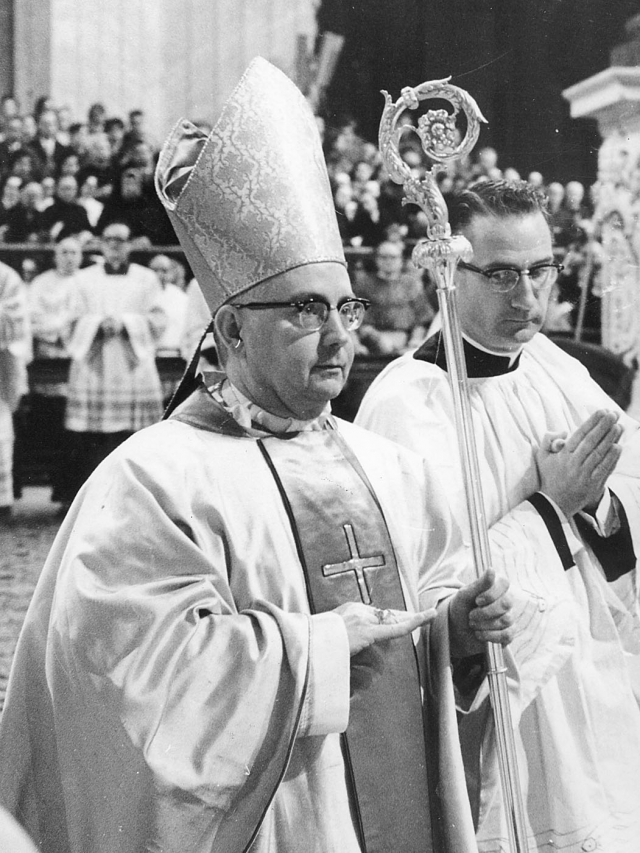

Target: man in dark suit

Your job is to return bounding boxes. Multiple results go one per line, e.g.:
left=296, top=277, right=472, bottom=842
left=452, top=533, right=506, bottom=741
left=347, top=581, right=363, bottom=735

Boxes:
left=27, top=109, right=72, bottom=180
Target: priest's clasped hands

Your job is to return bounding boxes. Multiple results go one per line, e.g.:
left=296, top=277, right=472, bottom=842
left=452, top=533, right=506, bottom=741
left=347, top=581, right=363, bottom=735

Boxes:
left=537, top=409, right=623, bottom=517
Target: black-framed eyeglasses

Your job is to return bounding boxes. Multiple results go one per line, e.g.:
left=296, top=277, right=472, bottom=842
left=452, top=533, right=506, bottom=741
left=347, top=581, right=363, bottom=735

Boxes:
left=458, top=260, right=564, bottom=293
left=231, top=297, right=371, bottom=331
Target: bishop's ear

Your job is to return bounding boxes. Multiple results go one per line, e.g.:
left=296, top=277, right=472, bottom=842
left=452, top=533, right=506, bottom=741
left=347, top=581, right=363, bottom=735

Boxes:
left=214, top=304, right=244, bottom=353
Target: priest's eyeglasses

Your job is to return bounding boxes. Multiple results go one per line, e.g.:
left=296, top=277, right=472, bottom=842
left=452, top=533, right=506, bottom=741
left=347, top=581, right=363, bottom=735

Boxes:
left=231, top=297, right=371, bottom=331
left=457, top=260, right=564, bottom=293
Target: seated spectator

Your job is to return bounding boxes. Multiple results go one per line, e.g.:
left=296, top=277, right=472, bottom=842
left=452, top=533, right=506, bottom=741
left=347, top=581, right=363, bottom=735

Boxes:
left=553, top=180, right=591, bottom=248
left=77, top=174, right=104, bottom=228
left=0, top=94, right=19, bottom=130
left=96, top=165, right=176, bottom=247
left=20, top=256, right=39, bottom=284
left=347, top=188, right=386, bottom=247
left=7, top=148, right=38, bottom=184
left=104, top=116, right=125, bottom=159
left=470, top=145, right=502, bottom=181
left=2, top=181, right=45, bottom=243
left=351, top=160, right=376, bottom=199
left=502, top=166, right=521, bottom=182
left=0, top=175, right=22, bottom=236
left=27, top=108, right=72, bottom=180
left=67, top=122, right=88, bottom=159
left=334, top=180, right=357, bottom=242
left=120, top=109, right=158, bottom=160
left=547, top=180, right=569, bottom=247
left=40, top=176, right=55, bottom=209
left=28, top=237, right=84, bottom=503
left=76, top=132, right=116, bottom=200
left=527, top=170, right=544, bottom=189
left=57, top=150, right=81, bottom=180
left=38, top=175, right=94, bottom=244
left=33, top=96, right=54, bottom=122
left=21, top=114, right=37, bottom=145
left=0, top=116, right=24, bottom=178
left=87, top=102, right=106, bottom=136
left=56, top=105, right=73, bottom=146
left=353, top=240, right=434, bottom=355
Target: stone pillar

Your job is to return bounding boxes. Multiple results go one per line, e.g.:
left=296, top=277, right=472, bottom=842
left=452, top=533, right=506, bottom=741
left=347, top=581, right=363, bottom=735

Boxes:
left=563, top=15, right=640, bottom=359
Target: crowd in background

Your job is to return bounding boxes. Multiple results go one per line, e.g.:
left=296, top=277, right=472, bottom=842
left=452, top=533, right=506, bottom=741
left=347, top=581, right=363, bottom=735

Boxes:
left=0, top=92, right=606, bottom=515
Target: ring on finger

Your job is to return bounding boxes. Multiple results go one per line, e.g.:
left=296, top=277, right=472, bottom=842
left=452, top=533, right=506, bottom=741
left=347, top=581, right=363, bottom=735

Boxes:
left=374, top=607, right=391, bottom=624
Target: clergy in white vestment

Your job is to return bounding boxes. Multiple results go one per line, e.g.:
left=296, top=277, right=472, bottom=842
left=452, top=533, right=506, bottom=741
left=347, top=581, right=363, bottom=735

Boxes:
left=357, top=178, right=640, bottom=852
left=0, top=60, right=526, bottom=853
left=0, top=259, right=30, bottom=517
left=62, top=220, right=166, bottom=503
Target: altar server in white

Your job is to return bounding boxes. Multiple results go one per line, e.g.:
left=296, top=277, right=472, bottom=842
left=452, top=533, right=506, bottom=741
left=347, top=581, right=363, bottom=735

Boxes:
left=357, top=178, right=640, bottom=852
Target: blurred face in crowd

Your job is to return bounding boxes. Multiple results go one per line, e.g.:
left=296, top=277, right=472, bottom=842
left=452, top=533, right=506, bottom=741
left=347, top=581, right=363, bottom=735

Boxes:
left=101, top=224, right=132, bottom=267
left=121, top=168, right=144, bottom=199
left=55, top=238, right=82, bottom=276
left=42, top=176, right=55, bottom=198
left=565, top=181, right=584, bottom=210
left=456, top=212, right=554, bottom=352
left=21, top=182, right=44, bottom=210
left=57, top=176, right=78, bottom=204
left=5, top=117, right=22, bottom=143
left=87, top=134, right=112, bottom=166
left=22, top=114, right=37, bottom=141
left=57, top=105, right=72, bottom=132
left=69, top=123, right=88, bottom=154
left=38, top=110, right=58, bottom=139
left=60, top=153, right=80, bottom=177
left=478, top=147, right=498, bottom=171
left=223, top=262, right=356, bottom=420
left=21, top=258, right=38, bottom=282
left=375, top=241, right=404, bottom=280
left=1, top=96, right=18, bottom=120
left=149, top=255, right=175, bottom=287
left=1, top=177, right=21, bottom=208
left=11, top=153, right=34, bottom=180
left=547, top=182, right=564, bottom=211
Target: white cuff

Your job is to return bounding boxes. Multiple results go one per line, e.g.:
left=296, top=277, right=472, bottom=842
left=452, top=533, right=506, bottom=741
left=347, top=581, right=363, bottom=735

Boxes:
left=298, top=611, right=350, bottom=737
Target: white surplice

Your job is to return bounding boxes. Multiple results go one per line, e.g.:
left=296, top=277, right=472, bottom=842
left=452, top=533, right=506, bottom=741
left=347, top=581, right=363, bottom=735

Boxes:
left=357, top=332, right=640, bottom=852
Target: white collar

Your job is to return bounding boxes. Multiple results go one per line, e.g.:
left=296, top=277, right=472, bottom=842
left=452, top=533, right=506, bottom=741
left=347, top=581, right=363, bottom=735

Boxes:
left=462, top=332, right=523, bottom=367
left=210, top=378, right=331, bottom=436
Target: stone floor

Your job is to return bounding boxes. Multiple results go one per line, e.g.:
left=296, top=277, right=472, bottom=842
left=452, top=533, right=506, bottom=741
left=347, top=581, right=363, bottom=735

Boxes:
left=0, top=488, right=60, bottom=710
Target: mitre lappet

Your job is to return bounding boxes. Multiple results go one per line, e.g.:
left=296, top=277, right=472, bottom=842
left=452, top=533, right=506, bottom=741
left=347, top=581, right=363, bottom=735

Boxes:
left=155, top=56, right=346, bottom=314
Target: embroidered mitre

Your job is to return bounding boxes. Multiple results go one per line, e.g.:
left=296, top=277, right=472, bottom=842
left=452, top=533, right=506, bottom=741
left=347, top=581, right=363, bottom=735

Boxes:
left=155, top=57, right=346, bottom=313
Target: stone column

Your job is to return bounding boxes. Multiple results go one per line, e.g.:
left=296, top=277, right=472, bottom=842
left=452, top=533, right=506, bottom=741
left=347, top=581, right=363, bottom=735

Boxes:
left=563, top=16, right=640, bottom=360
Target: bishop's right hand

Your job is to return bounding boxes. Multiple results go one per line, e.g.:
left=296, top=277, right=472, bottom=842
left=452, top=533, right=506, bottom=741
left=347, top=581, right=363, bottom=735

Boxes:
left=334, top=602, right=436, bottom=656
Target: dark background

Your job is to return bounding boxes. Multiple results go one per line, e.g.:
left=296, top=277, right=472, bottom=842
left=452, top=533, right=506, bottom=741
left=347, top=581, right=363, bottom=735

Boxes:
left=318, top=0, right=640, bottom=185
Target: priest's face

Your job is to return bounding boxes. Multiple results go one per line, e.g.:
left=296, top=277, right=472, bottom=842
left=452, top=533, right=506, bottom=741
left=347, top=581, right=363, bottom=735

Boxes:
left=456, top=212, right=554, bottom=352
left=232, top=262, right=356, bottom=420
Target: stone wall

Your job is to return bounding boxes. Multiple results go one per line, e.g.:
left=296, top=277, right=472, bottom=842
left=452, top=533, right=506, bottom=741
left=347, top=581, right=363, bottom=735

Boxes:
left=12, top=0, right=317, bottom=139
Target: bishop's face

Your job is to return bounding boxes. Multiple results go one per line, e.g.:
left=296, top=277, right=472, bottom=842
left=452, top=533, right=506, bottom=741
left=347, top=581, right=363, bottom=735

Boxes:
left=456, top=212, right=554, bottom=353
left=231, top=262, right=356, bottom=420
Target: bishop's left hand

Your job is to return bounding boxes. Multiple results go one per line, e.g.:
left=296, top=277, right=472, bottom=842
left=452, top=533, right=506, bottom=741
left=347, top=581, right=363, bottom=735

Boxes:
left=448, top=569, right=515, bottom=656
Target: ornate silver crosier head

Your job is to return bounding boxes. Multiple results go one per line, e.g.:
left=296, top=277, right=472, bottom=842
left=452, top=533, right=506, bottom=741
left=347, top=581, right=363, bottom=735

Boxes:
left=378, top=77, right=487, bottom=288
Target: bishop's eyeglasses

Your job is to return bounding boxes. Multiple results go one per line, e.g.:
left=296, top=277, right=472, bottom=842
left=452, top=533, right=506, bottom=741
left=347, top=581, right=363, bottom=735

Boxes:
left=231, top=297, right=371, bottom=332
left=457, top=260, right=564, bottom=293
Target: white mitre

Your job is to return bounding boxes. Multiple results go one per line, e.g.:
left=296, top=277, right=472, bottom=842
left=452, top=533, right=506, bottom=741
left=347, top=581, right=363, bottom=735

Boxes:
left=155, top=57, right=346, bottom=314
